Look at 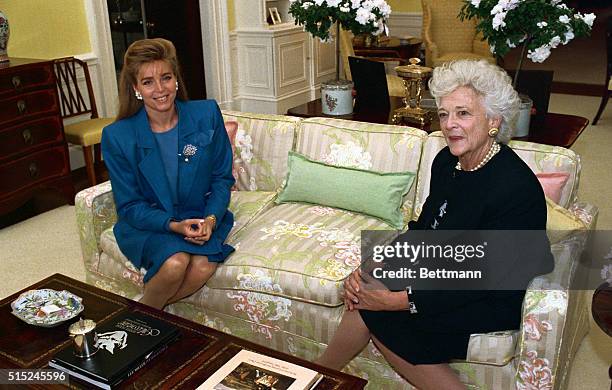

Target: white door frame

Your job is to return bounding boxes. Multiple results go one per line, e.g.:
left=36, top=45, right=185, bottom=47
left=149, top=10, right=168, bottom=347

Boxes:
left=83, top=0, right=119, bottom=117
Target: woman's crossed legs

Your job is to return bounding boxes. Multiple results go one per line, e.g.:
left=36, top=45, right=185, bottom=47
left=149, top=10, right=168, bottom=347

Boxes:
left=140, top=252, right=216, bottom=310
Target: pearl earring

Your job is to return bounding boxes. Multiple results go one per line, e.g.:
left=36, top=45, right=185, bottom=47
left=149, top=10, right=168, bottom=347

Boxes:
left=175, top=81, right=179, bottom=91
left=134, top=90, right=143, bottom=100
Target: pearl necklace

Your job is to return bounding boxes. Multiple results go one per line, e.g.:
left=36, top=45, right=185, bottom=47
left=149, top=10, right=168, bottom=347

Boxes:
left=455, top=142, right=501, bottom=171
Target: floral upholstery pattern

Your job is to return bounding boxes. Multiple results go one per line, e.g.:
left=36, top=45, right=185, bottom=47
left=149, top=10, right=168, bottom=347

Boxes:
left=222, top=111, right=300, bottom=192
left=208, top=203, right=390, bottom=306
left=74, top=116, right=598, bottom=390
left=295, top=117, right=427, bottom=224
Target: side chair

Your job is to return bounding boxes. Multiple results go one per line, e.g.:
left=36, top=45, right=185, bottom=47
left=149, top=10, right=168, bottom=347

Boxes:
left=53, top=57, right=114, bottom=186
left=339, top=28, right=405, bottom=97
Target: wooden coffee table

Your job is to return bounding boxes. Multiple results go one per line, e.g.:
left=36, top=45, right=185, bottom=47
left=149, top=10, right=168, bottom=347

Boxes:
left=287, top=97, right=589, bottom=148
left=0, top=274, right=367, bottom=389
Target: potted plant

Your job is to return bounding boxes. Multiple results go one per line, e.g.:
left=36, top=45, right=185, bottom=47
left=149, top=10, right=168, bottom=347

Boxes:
left=288, top=0, right=392, bottom=115
left=459, top=0, right=595, bottom=136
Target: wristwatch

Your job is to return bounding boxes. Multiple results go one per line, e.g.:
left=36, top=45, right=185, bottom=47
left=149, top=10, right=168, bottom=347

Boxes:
left=406, top=286, right=418, bottom=314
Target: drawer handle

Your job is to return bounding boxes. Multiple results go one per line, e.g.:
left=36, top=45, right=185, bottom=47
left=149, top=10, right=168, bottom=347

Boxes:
left=11, top=76, right=22, bottom=89
left=17, top=100, right=27, bottom=114
left=28, top=162, right=40, bottom=179
left=22, top=128, right=33, bottom=145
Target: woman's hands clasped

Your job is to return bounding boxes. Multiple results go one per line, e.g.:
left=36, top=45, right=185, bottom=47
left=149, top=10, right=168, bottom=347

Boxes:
left=343, top=269, right=410, bottom=312
left=169, top=218, right=215, bottom=245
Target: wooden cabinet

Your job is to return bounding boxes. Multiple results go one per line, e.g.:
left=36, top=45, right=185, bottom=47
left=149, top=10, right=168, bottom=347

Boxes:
left=0, top=58, right=74, bottom=215
left=233, top=0, right=337, bottom=114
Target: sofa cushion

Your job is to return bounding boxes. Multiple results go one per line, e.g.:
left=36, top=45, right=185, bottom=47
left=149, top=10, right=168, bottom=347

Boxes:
left=209, top=202, right=392, bottom=306
left=277, top=151, right=416, bottom=229
left=536, top=172, right=570, bottom=205
left=464, top=330, right=519, bottom=366
left=294, top=117, right=427, bottom=225
left=97, top=191, right=278, bottom=284
left=415, top=132, right=582, bottom=217
left=228, top=191, right=277, bottom=238
left=546, top=197, right=587, bottom=244
left=222, top=111, right=301, bottom=192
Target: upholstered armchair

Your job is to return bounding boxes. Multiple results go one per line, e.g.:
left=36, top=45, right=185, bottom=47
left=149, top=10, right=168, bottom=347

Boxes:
left=421, top=0, right=496, bottom=67
left=339, top=28, right=405, bottom=97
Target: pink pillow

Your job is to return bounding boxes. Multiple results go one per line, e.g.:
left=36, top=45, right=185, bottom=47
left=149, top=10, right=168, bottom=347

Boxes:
left=224, top=121, right=239, bottom=191
left=536, top=172, right=570, bottom=205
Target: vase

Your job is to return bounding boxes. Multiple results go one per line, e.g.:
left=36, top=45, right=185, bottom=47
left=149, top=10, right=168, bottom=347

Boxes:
left=0, top=10, right=9, bottom=63
left=321, top=79, right=353, bottom=115
left=514, top=94, right=533, bottom=138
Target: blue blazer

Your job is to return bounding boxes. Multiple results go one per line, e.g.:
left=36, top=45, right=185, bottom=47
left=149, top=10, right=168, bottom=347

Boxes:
left=101, top=100, right=235, bottom=267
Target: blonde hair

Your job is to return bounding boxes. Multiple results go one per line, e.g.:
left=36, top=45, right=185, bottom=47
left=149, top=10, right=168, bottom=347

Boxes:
left=116, top=38, right=188, bottom=120
left=428, top=60, right=520, bottom=143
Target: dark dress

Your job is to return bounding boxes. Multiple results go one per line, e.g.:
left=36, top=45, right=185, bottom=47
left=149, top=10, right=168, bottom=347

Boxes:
left=360, top=144, right=554, bottom=364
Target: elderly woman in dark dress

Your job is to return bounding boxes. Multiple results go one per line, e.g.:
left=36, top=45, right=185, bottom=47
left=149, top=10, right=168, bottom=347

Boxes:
left=316, top=60, right=553, bottom=389
left=102, top=38, right=234, bottom=310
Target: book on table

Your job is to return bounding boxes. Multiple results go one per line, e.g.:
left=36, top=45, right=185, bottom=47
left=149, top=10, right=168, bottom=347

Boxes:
left=48, top=311, right=180, bottom=390
left=198, top=349, right=323, bottom=390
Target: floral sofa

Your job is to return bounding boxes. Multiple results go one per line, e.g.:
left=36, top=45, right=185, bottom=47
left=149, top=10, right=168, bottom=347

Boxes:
left=75, top=111, right=597, bottom=389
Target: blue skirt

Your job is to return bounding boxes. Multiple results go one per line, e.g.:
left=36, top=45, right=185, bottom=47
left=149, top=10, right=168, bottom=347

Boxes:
left=140, top=232, right=234, bottom=283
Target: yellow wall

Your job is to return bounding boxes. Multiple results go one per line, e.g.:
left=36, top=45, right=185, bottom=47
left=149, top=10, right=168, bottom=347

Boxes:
left=388, top=0, right=421, bottom=12
left=0, top=0, right=91, bottom=59
left=226, top=0, right=420, bottom=32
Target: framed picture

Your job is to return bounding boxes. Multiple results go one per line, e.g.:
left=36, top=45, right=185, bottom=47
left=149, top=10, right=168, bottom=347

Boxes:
left=269, top=7, right=281, bottom=25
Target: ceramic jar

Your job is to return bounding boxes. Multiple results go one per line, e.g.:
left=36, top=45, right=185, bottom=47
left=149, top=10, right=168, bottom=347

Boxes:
left=514, top=94, right=533, bottom=138
left=321, top=79, right=353, bottom=116
left=0, top=10, right=9, bottom=63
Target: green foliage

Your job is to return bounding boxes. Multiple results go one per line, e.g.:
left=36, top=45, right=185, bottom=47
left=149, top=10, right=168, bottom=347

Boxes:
left=459, top=0, right=595, bottom=62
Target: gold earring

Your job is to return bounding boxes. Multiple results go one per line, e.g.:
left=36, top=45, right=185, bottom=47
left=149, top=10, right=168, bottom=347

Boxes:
left=488, top=128, right=499, bottom=137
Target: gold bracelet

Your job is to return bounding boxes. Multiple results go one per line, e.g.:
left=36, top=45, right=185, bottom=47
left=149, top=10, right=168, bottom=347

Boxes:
left=205, top=214, right=216, bottom=229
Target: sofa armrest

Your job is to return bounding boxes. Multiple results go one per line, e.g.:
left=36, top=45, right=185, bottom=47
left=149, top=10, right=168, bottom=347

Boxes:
left=568, top=201, right=599, bottom=230
left=513, top=233, right=589, bottom=387
left=75, top=181, right=116, bottom=273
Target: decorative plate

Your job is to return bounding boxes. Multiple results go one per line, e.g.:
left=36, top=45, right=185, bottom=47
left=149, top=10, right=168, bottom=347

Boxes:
left=10, top=289, right=84, bottom=327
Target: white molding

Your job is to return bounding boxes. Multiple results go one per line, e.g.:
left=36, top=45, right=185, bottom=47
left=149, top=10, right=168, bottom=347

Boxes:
left=200, top=0, right=233, bottom=108
left=83, top=0, right=118, bottom=118
left=387, top=11, right=423, bottom=38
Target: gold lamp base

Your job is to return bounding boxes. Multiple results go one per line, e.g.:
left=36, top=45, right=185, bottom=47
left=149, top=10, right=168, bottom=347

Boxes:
left=392, top=106, right=435, bottom=127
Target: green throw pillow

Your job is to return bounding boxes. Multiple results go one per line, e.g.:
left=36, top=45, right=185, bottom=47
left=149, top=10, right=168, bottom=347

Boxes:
left=276, top=151, right=416, bottom=229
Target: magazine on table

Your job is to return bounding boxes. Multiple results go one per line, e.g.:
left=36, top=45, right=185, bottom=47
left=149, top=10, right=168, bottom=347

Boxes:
left=49, top=311, right=179, bottom=389
left=198, top=349, right=323, bottom=390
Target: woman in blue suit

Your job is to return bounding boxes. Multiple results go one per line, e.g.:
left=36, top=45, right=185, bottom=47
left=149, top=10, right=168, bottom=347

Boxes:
left=101, top=38, right=234, bottom=309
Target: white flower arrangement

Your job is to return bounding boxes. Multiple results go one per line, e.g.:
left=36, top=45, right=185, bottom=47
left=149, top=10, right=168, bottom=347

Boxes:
left=460, top=0, right=595, bottom=86
left=288, top=0, right=392, bottom=42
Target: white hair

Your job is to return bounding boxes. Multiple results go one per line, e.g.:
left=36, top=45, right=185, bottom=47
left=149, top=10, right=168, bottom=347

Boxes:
left=428, top=60, right=521, bottom=143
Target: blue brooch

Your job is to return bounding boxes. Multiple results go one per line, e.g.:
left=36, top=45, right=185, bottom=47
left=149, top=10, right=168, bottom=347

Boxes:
left=181, top=144, right=197, bottom=162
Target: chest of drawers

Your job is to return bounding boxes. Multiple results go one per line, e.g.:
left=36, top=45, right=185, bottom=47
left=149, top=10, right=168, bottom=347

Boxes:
left=0, top=58, right=74, bottom=215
